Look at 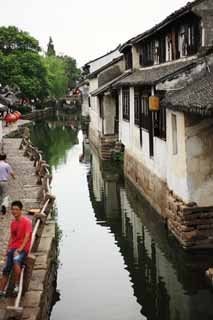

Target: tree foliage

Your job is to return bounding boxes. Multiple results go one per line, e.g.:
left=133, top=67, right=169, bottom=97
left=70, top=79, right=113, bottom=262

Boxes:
left=0, top=51, right=48, bottom=99
left=47, top=36, right=56, bottom=56
left=0, top=26, right=48, bottom=100
left=0, top=27, right=80, bottom=102
left=0, top=26, right=40, bottom=54
left=43, top=55, right=68, bottom=99
left=59, top=55, right=81, bottom=88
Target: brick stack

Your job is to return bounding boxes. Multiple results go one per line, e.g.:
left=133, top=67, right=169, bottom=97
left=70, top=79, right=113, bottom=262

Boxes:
left=167, top=192, right=213, bottom=250
left=100, top=135, right=117, bottom=160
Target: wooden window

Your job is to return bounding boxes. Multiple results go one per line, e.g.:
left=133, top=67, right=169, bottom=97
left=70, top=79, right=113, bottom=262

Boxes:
left=153, top=107, right=167, bottom=140
left=125, top=51, right=133, bottom=70
left=140, top=41, right=155, bottom=67
left=134, top=90, right=141, bottom=126
left=122, top=89, right=130, bottom=121
left=99, top=96, right=104, bottom=118
left=141, top=96, right=149, bottom=130
left=187, top=23, right=198, bottom=55
left=88, top=96, right=91, bottom=108
left=159, top=36, right=166, bottom=63
left=172, top=114, right=178, bottom=155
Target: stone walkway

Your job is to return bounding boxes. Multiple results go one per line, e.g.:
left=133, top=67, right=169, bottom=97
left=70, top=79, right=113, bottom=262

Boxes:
left=3, top=120, right=30, bottom=138
left=0, top=122, right=41, bottom=312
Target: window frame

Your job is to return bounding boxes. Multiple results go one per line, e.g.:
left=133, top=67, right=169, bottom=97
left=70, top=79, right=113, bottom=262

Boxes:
left=141, top=95, right=149, bottom=131
left=172, top=113, right=178, bottom=155
left=134, top=90, right=141, bottom=126
left=99, top=95, right=104, bottom=119
left=122, top=88, right=130, bottom=121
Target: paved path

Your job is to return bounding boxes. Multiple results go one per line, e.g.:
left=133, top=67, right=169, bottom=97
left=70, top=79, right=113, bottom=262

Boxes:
left=0, top=124, right=41, bottom=312
left=3, top=120, right=30, bottom=138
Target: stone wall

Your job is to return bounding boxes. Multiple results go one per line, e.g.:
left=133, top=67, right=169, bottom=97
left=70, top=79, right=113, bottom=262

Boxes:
left=22, top=220, right=56, bottom=320
left=124, top=149, right=167, bottom=218
left=125, top=147, right=213, bottom=250
left=167, top=191, right=213, bottom=250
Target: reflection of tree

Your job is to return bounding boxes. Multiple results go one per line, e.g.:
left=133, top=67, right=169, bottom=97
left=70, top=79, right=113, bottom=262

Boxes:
left=30, top=119, right=78, bottom=168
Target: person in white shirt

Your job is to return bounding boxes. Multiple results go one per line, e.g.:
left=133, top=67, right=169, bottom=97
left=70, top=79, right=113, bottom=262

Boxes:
left=0, top=154, right=15, bottom=215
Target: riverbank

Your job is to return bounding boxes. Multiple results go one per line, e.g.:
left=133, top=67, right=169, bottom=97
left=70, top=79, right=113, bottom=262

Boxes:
left=0, top=122, right=56, bottom=320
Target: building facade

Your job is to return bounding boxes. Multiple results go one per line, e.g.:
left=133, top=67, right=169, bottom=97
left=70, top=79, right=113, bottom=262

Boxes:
left=113, top=0, right=213, bottom=249
left=80, top=0, right=213, bottom=249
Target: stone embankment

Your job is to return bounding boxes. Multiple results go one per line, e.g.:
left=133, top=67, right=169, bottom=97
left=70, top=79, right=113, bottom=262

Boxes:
left=21, top=108, right=55, bottom=121
left=167, top=192, right=213, bottom=250
left=0, top=123, right=56, bottom=320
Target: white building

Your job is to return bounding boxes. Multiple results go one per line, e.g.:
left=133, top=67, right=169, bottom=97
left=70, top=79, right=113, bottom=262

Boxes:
left=78, top=46, right=122, bottom=118
left=113, top=0, right=213, bottom=249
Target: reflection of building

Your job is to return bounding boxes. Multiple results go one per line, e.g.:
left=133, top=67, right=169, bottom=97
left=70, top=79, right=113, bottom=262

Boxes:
left=87, top=148, right=213, bottom=320
left=90, top=146, right=120, bottom=219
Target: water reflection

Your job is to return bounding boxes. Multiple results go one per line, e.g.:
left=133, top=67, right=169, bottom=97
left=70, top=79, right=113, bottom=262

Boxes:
left=30, top=114, right=213, bottom=320
left=88, top=147, right=213, bottom=320
left=30, top=112, right=80, bottom=168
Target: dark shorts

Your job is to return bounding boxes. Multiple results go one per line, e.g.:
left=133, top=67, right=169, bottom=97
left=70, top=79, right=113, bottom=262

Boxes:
left=3, top=248, right=27, bottom=276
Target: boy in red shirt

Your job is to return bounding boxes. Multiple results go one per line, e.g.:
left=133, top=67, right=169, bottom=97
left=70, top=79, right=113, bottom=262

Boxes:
left=0, top=200, right=32, bottom=297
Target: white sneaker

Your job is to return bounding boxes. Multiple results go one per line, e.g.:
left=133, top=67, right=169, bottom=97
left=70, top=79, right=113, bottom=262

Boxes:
left=13, top=285, right=19, bottom=296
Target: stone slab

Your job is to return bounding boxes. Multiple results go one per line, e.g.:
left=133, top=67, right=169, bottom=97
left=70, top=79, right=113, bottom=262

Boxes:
left=22, top=291, right=43, bottom=308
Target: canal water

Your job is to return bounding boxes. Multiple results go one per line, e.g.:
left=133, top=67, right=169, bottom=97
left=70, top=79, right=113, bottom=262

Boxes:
left=30, top=112, right=213, bottom=320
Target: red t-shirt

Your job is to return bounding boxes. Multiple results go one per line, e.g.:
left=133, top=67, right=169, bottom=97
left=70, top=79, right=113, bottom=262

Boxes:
left=9, top=216, right=32, bottom=253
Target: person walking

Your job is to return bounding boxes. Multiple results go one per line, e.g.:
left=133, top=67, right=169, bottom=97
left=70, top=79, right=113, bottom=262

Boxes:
left=0, top=201, right=32, bottom=297
left=0, top=154, right=15, bottom=215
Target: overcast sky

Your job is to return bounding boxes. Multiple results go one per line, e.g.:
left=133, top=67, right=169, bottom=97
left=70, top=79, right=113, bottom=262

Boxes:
left=0, top=0, right=189, bottom=66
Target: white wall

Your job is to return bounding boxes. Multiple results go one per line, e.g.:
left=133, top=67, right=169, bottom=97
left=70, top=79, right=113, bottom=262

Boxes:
left=185, top=116, right=213, bottom=206
left=119, top=87, right=167, bottom=181
left=89, top=78, right=103, bottom=134
left=89, top=58, right=124, bottom=137
left=103, top=95, right=116, bottom=135
left=89, top=49, right=122, bottom=74
left=79, top=84, right=89, bottom=117
left=166, top=110, right=189, bottom=202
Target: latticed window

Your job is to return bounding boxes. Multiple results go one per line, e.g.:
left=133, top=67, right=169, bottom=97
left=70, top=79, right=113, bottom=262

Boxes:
left=141, top=96, right=149, bottom=130
left=122, top=88, right=130, bottom=121
left=134, top=90, right=140, bottom=126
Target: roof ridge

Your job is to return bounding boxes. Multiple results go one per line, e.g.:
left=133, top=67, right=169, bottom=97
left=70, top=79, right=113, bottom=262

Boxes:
left=83, top=44, right=121, bottom=67
left=120, top=0, right=205, bottom=51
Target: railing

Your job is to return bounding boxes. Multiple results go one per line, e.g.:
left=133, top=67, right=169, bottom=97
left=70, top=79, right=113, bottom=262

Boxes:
left=6, top=130, right=55, bottom=319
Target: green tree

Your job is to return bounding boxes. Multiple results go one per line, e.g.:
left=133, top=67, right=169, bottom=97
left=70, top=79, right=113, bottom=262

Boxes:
left=59, top=55, right=81, bottom=88
left=0, top=26, right=40, bottom=54
left=0, top=51, right=48, bottom=99
left=43, top=55, right=68, bottom=99
left=47, top=36, right=56, bottom=56
left=0, top=26, right=48, bottom=101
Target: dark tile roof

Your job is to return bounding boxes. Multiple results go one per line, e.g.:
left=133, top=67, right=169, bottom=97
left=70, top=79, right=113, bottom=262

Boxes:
left=162, top=65, right=213, bottom=116
left=91, top=71, right=131, bottom=96
left=120, top=0, right=205, bottom=51
left=114, top=59, right=194, bottom=87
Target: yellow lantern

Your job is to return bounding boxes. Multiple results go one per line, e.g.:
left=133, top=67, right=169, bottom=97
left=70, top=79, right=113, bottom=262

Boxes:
left=149, top=96, right=160, bottom=111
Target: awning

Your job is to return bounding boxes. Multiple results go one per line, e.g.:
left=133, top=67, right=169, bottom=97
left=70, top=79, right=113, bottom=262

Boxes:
left=113, top=59, right=194, bottom=87
left=91, top=71, right=132, bottom=96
